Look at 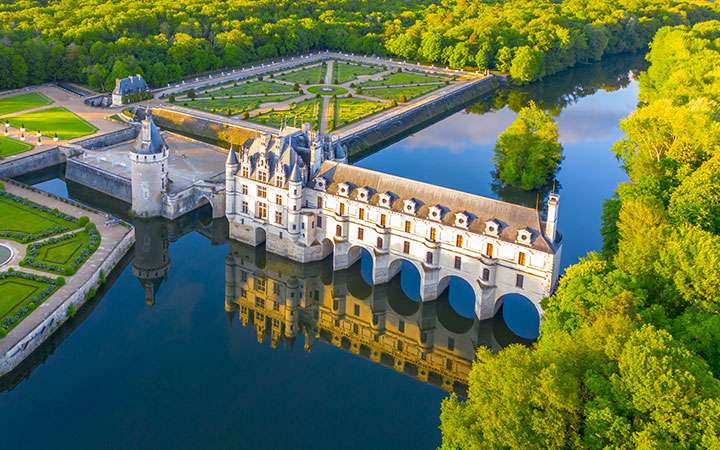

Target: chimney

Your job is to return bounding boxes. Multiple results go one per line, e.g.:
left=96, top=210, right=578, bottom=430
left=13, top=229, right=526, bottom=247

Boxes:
left=545, top=193, right=560, bottom=243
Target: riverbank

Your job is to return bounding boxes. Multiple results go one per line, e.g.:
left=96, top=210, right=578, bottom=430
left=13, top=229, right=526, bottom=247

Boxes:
left=0, top=179, right=134, bottom=377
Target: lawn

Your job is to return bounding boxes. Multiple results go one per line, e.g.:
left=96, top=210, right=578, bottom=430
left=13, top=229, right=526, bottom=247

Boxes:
left=334, top=61, right=385, bottom=84
left=360, top=71, right=448, bottom=87
left=0, top=136, right=34, bottom=158
left=308, top=85, right=348, bottom=96
left=0, top=92, right=53, bottom=116
left=0, top=192, right=79, bottom=242
left=250, top=98, right=321, bottom=129
left=204, top=80, right=295, bottom=97
left=22, top=227, right=100, bottom=275
left=7, top=107, right=98, bottom=140
left=0, top=273, right=58, bottom=335
left=277, top=65, right=325, bottom=84
left=332, top=97, right=387, bottom=130
left=183, top=94, right=298, bottom=116
left=362, top=84, right=443, bottom=102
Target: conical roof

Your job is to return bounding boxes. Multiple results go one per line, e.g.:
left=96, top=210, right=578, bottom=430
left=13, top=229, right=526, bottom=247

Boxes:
left=226, top=145, right=239, bottom=165
left=134, top=113, right=166, bottom=155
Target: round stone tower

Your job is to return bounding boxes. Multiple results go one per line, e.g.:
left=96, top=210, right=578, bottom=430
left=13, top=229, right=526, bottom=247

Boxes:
left=130, top=111, right=169, bottom=217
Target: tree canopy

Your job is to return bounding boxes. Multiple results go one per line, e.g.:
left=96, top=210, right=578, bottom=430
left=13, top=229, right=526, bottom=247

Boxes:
left=493, top=101, right=563, bottom=190
left=441, top=20, right=720, bottom=449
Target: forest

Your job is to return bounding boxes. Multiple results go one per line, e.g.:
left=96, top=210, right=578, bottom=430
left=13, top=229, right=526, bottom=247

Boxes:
left=0, top=0, right=718, bottom=90
left=440, top=20, right=720, bottom=449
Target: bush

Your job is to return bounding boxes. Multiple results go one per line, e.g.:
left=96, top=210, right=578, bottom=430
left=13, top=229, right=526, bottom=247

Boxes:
left=241, top=111, right=249, bottom=119
left=56, top=276, right=65, bottom=286
left=168, top=95, right=176, bottom=103
left=67, top=304, right=77, bottom=318
left=78, top=216, right=90, bottom=226
left=399, top=95, right=407, bottom=103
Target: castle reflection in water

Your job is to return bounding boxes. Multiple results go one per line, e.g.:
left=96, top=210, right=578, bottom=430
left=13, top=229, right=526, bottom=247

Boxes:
left=132, top=215, right=532, bottom=395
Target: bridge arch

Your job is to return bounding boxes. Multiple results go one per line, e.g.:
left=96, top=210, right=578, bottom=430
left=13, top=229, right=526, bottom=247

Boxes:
left=436, top=274, right=479, bottom=320
left=347, top=246, right=374, bottom=299
left=387, top=256, right=424, bottom=302
left=495, top=292, right=541, bottom=340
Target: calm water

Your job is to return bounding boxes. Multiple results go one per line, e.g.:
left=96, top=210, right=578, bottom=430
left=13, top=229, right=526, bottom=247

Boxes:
left=0, top=54, right=644, bottom=450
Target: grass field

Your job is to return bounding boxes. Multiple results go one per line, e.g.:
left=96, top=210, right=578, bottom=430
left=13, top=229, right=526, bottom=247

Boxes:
left=277, top=65, right=325, bottom=84
left=22, top=228, right=99, bottom=275
left=0, top=194, right=78, bottom=240
left=0, top=136, right=33, bottom=158
left=205, top=80, right=295, bottom=97
left=0, top=92, right=52, bottom=116
left=250, top=98, right=321, bottom=129
left=360, top=71, right=448, bottom=87
left=334, top=61, right=385, bottom=83
left=0, top=273, right=58, bottom=335
left=333, top=98, right=387, bottom=129
left=183, top=94, right=298, bottom=116
left=363, top=84, right=443, bottom=102
left=8, top=107, right=98, bottom=140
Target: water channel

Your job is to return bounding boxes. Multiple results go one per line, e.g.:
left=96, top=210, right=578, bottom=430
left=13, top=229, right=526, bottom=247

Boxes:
left=0, top=53, right=645, bottom=450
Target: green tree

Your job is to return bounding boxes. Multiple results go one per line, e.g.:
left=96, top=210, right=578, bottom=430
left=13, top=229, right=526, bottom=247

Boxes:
left=493, top=102, right=563, bottom=190
left=509, top=46, right=543, bottom=83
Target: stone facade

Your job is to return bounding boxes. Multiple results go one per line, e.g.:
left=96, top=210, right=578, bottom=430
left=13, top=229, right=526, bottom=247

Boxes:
left=112, top=74, right=149, bottom=107
left=225, top=129, right=562, bottom=320
left=130, top=114, right=169, bottom=217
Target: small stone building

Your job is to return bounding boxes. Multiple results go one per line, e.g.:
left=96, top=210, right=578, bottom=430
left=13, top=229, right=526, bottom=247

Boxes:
left=112, top=74, right=150, bottom=106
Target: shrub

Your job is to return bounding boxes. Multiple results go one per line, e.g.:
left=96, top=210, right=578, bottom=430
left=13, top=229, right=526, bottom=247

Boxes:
left=399, top=95, right=408, bottom=103
left=56, top=276, right=65, bottom=286
left=78, top=216, right=90, bottom=226
left=168, top=95, right=176, bottom=103
left=67, top=304, right=77, bottom=318
left=241, top=111, right=249, bottom=120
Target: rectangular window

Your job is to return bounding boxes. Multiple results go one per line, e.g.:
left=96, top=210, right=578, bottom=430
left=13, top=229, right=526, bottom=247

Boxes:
left=255, top=278, right=266, bottom=292
left=404, top=220, right=411, bottom=233
left=275, top=211, right=282, bottom=224
left=403, top=241, right=410, bottom=254
left=258, top=171, right=267, bottom=183
left=426, top=252, right=433, bottom=264
left=257, top=202, right=267, bottom=219
left=257, top=186, right=267, bottom=198
left=359, top=208, right=365, bottom=220
left=357, top=227, right=364, bottom=240
left=430, top=227, right=437, bottom=242
left=317, top=197, right=323, bottom=209
left=354, top=304, right=360, bottom=316
left=456, top=234, right=463, bottom=247
left=339, top=202, right=346, bottom=216
left=482, top=268, right=490, bottom=281
left=336, top=224, right=342, bottom=237
left=516, top=274, right=524, bottom=288
left=448, top=337, right=455, bottom=351
left=518, top=252, right=526, bottom=266
left=242, top=167, right=249, bottom=178
left=398, top=320, right=405, bottom=333
left=486, top=243, right=494, bottom=258
left=242, top=184, right=248, bottom=195
left=454, top=256, right=461, bottom=269
left=316, top=217, right=322, bottom=227
left=242, top=201, right=248, bottom=214
left=380, top=214, right=387, bottom=227
left=275, top=194, right=282, bottom=205
left=376, top=237, right=383, bottom=249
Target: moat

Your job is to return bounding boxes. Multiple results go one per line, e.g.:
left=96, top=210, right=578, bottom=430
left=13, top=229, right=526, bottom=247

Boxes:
left=0, top=53, right=644, bottom=450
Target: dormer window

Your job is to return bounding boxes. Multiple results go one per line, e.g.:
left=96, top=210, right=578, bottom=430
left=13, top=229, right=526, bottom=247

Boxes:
left=403, top=199, right=417, bottom=215
left=516, top=228, right=532, bottom=245
left=485, top=220, right=500, bottom=236
left=428, top=205, right=442, bottom=222
left=357, top=187, right=370, bottom=202
left=379, top=192, right=393, bottom=208
left=454, top=212, right=469, bottom=229
left=315, top=177, right=327, bottom=190
left=338, top=182, right=351, bottom=197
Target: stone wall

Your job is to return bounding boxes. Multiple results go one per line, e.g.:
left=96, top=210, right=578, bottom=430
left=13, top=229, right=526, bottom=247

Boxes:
left=152, top=108, right=260, bottom=146
left=0, top=147, right=66, bottom=178
left=0, top=228, right=135, bottom=377
left=65, top=158, right=132, bottom=203
left=75, top=126, right=138, bottom=150
left=342, top=76, right=501, bottom=155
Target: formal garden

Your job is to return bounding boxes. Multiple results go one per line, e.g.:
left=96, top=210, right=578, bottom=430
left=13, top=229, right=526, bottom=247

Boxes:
left=7, top=107, right=98, bottom=140
left=0, top=135, right=33, bottom=158
left=164, top=59, right=460, bottom=132
left=0, top=186, right=100, bottom=337
left=0, top=92, right=52, bottom=116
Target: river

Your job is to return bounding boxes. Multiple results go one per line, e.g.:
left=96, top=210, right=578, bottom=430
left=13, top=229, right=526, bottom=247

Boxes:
left=0, top=53, right=645, bottom=450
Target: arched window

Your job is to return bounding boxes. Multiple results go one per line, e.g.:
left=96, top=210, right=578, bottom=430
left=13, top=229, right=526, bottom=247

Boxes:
left=336, top=224, right=342, bottom=237
left=376, top=237, right=383, bottom=248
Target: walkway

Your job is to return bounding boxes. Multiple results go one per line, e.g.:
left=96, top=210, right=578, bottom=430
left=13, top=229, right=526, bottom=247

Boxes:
left=320, top=61, right=334, bottom=133
left=0, top=180, right=133, bottom=367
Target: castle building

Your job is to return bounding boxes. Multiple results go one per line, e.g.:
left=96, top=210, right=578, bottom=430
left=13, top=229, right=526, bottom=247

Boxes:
left=112, top=74, right=150, bottom=106
left=129, top=112, right=169, bottom=217
left=225, top=126, right=562, bottom=320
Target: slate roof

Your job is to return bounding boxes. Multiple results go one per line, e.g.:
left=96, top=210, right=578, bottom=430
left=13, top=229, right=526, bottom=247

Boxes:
left=134, top=114, right=167, bottom=155
left=240, top=131, right=310, bottom=186
left=315, top=161, right=556, bottom=253
left=113, top=74, right=149, bottom=96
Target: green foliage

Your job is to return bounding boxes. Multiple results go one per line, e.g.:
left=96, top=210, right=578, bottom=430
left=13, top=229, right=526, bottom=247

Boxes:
left=442, top=20, right=720, bottom=450
left=493, top=101, right=563, bottom=190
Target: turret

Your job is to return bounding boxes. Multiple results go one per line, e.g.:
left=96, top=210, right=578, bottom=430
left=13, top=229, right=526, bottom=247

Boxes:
left=129, top=111, right=169, bottom=217
left=288, top=153, right=303, bottom=237
left=310, top=138, right=324, bottom=177
left=225, top=145, right=239, bottom=215
left=545, top=193, right=560, bottom=243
